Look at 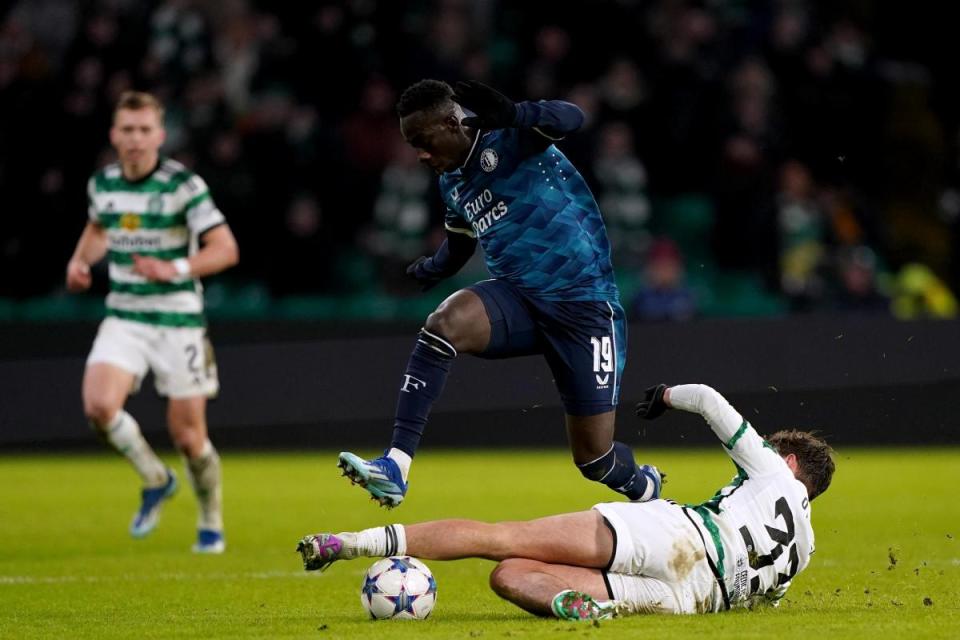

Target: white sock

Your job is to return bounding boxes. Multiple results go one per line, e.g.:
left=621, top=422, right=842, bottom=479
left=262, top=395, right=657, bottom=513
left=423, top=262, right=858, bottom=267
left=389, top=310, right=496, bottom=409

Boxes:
left=350, top=524, right=407, bottom=557
left=100, top=411, right=167, bottom=487
left=184, top=440, right=223, bottom=532
left=387, top=448, right=412, bottom=483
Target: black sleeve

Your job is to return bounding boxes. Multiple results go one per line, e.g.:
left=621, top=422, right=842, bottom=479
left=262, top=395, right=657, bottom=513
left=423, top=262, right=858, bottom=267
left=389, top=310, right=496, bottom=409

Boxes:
left=424, top=229, right=478, bottom=277
left=515, top=100, right=585, bottom=153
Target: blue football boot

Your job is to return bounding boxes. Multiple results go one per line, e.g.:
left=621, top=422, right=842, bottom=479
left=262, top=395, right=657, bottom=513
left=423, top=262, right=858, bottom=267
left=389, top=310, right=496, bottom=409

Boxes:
left=633, top=464, right=665, bottom=503
left=337, top=451, right=408, bottom=508
left=192, top=528, right=226, bottom=554
left=130, top=469, right=178, bottom=538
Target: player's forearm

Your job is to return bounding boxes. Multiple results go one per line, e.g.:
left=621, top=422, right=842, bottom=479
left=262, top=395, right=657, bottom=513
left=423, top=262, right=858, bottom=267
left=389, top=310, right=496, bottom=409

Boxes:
left=425, top=233, right=476, bottom=277
left=187, top=226, right=239, bottom=278
left=71, top=222, right=108, bottom=266
left=667, top=384, right=746, bottom=443
left=514, top=100, right=584, bottom=136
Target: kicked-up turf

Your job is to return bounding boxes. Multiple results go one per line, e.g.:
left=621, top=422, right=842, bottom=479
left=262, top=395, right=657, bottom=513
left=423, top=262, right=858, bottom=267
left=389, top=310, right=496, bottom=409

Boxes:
left=0, top=448, right=957, bottom=639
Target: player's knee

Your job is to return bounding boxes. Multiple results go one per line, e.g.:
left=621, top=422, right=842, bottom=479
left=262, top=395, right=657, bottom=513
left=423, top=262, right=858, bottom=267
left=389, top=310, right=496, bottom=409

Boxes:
left=422, top=312, right=463, bottom=356
left=489, top=559, right=525, bottom=598
left=424, top=308, right=460, bottom=344
left=168, top=416, right=206, bottom=455
left=83, top=397, right=119, bottom=428
left=424, top=289, right=490, bottom=352
left=173, top=434, right=202, bottom=459
left=170, top=429, right=203, bottom=457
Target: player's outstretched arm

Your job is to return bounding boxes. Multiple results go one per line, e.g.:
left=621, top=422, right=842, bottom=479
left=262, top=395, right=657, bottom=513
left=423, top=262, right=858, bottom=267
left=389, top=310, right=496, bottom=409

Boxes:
left=639, top=384, right=783, bottom=476
left=637, top=383, right=743, bottom=441
left=662, top=384, right=746, bottom=445
left=513, top=100, right=584, bottom=140
left=406, top=231, right=477, bottom=292
left=453, top=80, right=584, bottom=138
left=66, top=221, right=108, bottom=292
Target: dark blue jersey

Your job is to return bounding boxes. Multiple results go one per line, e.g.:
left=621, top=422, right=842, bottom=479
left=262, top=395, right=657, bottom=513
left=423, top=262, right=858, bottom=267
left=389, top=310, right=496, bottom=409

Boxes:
left=438, top=121, right=619, bottom=303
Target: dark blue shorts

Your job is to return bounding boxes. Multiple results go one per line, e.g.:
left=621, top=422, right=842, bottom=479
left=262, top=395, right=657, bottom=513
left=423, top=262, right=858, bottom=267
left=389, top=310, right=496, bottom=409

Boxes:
left=468, top=279, right=627, bottom=416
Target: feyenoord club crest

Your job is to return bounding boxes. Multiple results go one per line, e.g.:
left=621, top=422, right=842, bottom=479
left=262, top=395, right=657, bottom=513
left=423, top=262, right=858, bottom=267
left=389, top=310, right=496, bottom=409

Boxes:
left=480, top=148, right=499, bottom=172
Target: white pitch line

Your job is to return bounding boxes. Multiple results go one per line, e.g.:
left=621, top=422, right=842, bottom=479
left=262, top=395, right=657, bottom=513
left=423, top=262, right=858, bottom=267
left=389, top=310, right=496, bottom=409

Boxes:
left=0, top=570, right=310, bottom=585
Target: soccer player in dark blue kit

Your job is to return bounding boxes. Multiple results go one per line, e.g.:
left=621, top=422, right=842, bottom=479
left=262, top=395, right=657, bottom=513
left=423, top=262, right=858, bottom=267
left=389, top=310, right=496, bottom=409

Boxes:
left=338, top=80, right=662, bottom=508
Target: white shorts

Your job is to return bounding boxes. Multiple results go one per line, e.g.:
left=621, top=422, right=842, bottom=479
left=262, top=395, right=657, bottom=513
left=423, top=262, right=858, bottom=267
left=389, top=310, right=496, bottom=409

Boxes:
left=87, top=317, right=219, bottom=399
left=593, top=500, right=724, bottom=614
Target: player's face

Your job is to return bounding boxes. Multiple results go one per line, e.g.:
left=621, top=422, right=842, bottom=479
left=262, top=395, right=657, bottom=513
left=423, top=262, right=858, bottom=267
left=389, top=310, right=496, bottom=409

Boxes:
left=400, top=111, right=468, bottom=174
left=110, top=108, right=165, bottom=172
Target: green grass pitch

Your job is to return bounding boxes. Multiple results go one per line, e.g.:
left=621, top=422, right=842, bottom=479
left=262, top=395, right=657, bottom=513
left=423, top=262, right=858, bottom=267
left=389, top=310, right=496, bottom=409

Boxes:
left=1, top=448, right=957, bottom=639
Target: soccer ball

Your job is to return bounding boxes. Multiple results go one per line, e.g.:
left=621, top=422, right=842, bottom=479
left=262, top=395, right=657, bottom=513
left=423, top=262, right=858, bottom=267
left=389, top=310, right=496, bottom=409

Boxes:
left=360, top=556, right=437, bottom=620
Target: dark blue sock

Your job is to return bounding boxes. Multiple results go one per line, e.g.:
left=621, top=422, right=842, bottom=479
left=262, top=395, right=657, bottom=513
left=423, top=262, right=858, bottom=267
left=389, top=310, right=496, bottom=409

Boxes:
left=390, top=329, right=456, bottom=457
left=577, top=441, right=649, bottom=500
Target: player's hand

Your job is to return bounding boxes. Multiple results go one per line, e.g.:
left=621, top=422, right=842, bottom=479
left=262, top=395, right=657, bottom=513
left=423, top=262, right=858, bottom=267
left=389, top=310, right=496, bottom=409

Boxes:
left=406, top=256, right=444, bottom=292
left=636, top=384, right=670, bottom=420
left=453, top=81, right=517, bottom=130
left=132, top=255, right=177, bottom=282
left=66, top=258, right=92, bottom=292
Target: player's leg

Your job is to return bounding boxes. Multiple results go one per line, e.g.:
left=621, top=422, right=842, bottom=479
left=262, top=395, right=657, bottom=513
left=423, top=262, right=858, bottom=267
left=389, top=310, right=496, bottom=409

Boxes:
left=157, top=327, right=224, bottom=552
left=489, top=559, right=615, bottom=619
left=389, top=287, right=490, bottom=459
left=85, top=319, right=176, bottom=537
left=566, top=412, right=661, bottom=501
left=298, top=510, right=613, bottom=570
left=388, top=281, right=538, bottom=456
left=406, top=511, right=615, bottom=565
left=339, top=281, right=537, bottom=507
left=541, top=300, right=662, bottom=501
left=167, top=396, right=224, bottom=553
left=83, top=363, right=168, bottom=485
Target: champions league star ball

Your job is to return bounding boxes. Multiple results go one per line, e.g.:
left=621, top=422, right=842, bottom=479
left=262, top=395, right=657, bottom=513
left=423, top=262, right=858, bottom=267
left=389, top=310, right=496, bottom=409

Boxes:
left=360, top=556, right=437, bottom=620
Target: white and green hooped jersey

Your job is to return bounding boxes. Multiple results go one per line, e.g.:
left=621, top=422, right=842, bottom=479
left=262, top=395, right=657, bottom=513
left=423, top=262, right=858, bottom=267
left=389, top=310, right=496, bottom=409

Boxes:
left=668, top=385, right=815, bottom=609
left=87, top=158, right=226, bottom=328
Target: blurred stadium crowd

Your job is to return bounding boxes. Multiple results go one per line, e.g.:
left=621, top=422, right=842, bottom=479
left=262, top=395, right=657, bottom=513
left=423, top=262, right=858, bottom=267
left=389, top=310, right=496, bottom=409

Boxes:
left=1, top=0, right=958, bottom=321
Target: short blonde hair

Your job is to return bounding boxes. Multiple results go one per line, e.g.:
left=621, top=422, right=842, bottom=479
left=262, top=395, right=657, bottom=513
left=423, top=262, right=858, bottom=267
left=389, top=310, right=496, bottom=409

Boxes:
left=114, top=91, right=165, bottom=123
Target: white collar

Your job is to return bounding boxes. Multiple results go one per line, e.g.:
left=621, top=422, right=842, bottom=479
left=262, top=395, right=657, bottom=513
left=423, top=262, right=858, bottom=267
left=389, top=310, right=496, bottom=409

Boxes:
left=459, top=129, right=482, bottom=170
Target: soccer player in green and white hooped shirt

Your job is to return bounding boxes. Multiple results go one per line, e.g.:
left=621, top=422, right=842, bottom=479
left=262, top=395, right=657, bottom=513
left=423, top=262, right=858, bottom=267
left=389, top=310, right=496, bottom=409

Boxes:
left=297, top=384, right=834, bottom=619
left=66, top=91, right=239, bottom=553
